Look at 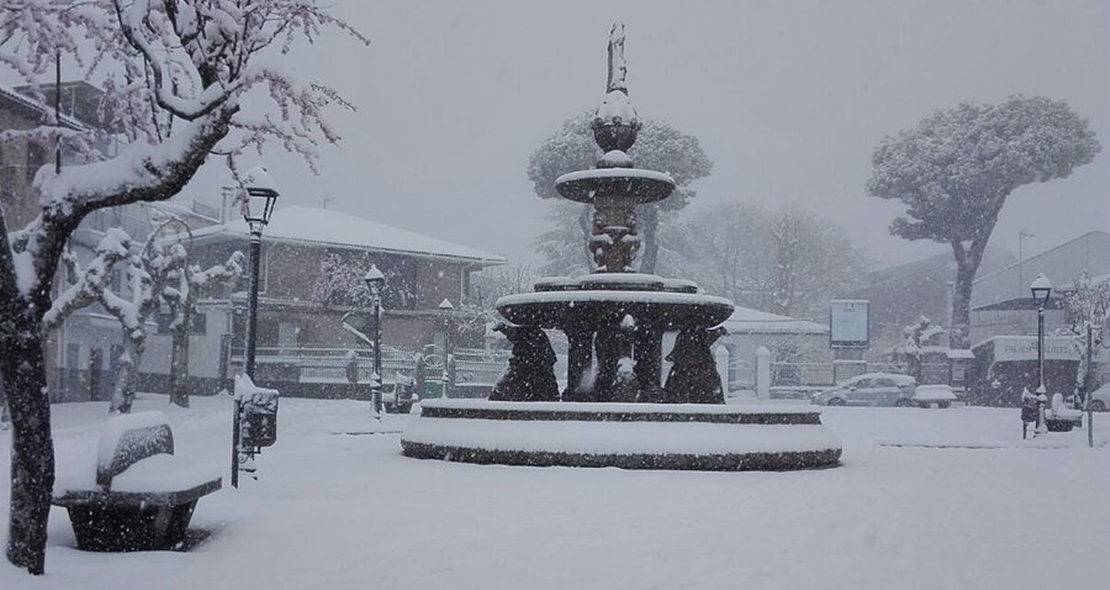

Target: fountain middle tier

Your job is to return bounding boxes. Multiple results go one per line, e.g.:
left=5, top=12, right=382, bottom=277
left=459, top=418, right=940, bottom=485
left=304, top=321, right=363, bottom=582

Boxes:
left=496, top=274, right=734, bottom=331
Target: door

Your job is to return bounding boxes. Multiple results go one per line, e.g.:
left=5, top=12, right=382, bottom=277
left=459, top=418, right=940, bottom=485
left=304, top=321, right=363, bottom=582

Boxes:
left=846, top=377, right=873, bottom=405
left=871, top=377, right=899, bottom=406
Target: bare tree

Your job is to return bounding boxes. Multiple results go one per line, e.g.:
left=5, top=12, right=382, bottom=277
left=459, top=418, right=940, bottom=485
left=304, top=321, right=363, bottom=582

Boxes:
left=686, top=201, right=868, bottom=316
left=0, top=1, right=366, bottom=573
left=47, top=227, right=186, bottom=414
left=163, top=244, right=244, bottom=408
left=1062, top=271, right=1110, bottom=401
left=471, top=263, right=539, bottom=308
left=867, top=96, right=1100, bottom=349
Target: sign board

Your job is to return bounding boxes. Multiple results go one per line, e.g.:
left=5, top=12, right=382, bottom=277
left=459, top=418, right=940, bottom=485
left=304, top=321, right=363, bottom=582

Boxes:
left=989, top=335, right=1109, bottom=364
left=829, top=300, right=869, bottom=349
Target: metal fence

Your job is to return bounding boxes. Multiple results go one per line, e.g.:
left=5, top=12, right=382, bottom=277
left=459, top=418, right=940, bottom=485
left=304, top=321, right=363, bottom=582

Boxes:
left=235, top=345, right=509, bottom=391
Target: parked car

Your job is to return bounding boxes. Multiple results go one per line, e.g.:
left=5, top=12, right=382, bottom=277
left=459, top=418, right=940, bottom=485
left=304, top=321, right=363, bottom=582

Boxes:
left=811, top=372, right=917, bottom=407
left=1089, top=382, right=1110, bottom=412
left=382, top=379, right=419, bottom=414
left=913, top=384, right=957, bottom=408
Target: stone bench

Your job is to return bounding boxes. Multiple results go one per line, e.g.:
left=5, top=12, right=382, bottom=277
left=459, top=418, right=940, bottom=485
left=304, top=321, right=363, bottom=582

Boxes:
left=52, top=411, right=222, bottom=551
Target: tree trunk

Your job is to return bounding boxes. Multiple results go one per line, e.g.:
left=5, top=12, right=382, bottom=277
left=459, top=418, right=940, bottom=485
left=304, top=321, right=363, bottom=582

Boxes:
left=169, top=325, right=190, bottom=408
left=639, top=203, right=659, bottom=274
left=949, top=262, right=977, bottom=350
left=109, top=338, right=144, bottom=414
left=0, top=310, right=55, bottom=575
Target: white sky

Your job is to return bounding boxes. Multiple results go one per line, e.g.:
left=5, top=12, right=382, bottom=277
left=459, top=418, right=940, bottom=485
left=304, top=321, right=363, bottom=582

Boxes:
left=37, top=1, right=1110, bottom=268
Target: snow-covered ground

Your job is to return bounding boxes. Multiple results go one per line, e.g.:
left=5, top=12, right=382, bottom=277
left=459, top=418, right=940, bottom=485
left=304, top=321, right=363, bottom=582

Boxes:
left=2, top=394, right=1107, bottom=590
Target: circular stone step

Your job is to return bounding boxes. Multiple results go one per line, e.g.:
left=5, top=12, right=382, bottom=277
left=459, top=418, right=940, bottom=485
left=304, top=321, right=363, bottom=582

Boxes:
left=400, top=400, right=842, bottom=471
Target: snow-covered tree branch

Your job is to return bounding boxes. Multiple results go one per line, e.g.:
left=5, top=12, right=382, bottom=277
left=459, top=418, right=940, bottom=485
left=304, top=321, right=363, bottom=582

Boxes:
left=0, top=0, right=366, bottom=574
left=1062, top=271, right=1110, bottom=398
left=164, top=245, right=243, bottom=408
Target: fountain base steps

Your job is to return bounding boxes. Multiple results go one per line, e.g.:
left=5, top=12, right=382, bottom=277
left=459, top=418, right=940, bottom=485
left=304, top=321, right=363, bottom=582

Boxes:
left=400, top=400, right=842, bottom=471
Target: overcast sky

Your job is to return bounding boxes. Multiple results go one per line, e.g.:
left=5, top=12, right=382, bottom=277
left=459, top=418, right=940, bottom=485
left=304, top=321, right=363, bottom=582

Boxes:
left=168, top=1, right=1110, bottom=268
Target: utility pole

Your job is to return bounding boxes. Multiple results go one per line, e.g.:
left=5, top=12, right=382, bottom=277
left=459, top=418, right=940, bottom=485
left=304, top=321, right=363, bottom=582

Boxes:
left=1087, top=323, right=1094, bottom=448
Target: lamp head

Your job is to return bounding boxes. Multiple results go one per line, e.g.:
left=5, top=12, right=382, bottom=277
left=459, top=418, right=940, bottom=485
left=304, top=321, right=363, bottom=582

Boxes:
left=364, top=264, right=385, bottom=295
left=1029, top=273, right=1052, bottom=307
left=241, top=165, right=279, bottom=235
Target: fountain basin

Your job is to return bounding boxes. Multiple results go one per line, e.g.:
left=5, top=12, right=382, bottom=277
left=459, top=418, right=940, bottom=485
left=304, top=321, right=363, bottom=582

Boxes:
left=497, top=289, right=734, bottom=330
left=555, top=168, right=676, bottom=203
left=401, top=400, right=843, bottom=471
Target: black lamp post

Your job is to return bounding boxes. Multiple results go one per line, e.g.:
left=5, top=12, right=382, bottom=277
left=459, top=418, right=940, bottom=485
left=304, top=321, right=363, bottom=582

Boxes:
left=233, top=165, right=278, bottom=488
left=438, top=298, right=454, bottom=399
left=1030, top=273, right=1052, bottom=435
left=364, top=265, right=385, bottom=417
left=1030, top=273, right=1052, bottom=392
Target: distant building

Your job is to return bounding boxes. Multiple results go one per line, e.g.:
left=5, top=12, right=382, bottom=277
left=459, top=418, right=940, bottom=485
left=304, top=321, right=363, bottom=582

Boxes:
left=1, top=81, right=138, bottom=401
left=966, top=231, right=1110, bottom=405
left=716, top=307, right=829, bottom=393
left=140, top=205, right=507, bottom=398
left=844, top=247, right=1014, bottom=355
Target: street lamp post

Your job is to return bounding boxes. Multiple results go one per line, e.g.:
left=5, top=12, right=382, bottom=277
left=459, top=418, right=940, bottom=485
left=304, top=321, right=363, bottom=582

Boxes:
left=364, top=265, right=385, bottom=418
left=232, top=165, right=278, bottom=488
left=1030, top=273, right=1052, bottom=435
left=438, top=298, right=454, bottom=399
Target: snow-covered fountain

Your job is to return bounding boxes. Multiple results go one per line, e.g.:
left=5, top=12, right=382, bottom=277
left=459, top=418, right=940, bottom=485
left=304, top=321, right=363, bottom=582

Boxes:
left=401, top=24, right=841, bottom=470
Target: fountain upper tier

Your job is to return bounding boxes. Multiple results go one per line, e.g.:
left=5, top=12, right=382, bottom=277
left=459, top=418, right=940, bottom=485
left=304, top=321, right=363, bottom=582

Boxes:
left=555, top=168, right=676, bottom=204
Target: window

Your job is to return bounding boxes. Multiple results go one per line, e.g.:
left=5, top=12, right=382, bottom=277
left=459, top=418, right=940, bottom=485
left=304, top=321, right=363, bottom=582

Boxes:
left=25, top=142, right=46, bottom=184
left=277, top=322, right=298, bottom=352
left=155, top=312, right=207, bottom=334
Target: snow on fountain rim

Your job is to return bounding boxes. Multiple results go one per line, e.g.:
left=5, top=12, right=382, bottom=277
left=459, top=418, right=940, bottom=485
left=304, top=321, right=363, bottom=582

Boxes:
left=497, top=289, right=734, bottom=307
left=402, top=418, right=841, bottom=455
left=555, top=168, right=675, bottom=185
left=422, top=399, right=820, bottom=415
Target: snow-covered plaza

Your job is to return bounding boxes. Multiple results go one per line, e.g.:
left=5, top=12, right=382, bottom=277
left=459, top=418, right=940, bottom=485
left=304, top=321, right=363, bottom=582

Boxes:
left=2, top=396, right=1106, bottom=590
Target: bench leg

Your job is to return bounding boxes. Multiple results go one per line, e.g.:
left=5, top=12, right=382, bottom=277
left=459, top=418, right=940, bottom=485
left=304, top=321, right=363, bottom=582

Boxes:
left=67, top=502, right=196, bottom=551
left=163, top=501, right=199, bottom=549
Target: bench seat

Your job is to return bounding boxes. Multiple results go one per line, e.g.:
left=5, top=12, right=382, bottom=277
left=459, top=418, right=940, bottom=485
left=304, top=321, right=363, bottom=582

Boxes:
left=52, top=411, right=222, bottom=551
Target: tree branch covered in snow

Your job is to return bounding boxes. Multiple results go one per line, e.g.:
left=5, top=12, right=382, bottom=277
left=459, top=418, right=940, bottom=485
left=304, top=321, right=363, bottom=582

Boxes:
left=1062, top=271, right=1110, bottom=393
left=0, top=1, right=365, bottom=572
left=2, top=0, right=367, bottom=309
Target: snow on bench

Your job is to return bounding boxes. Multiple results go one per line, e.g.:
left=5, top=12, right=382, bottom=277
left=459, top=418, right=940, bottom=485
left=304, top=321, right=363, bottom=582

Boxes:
left=52, top=411, right=222, bottom=551
left=1045, top=393, right=1082, bottom=432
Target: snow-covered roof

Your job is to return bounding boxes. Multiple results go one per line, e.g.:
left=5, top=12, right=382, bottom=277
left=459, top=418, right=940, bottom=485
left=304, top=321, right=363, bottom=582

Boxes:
left=0, top=84, right=87, bottom=130
left=720, top=307, right=828, bottom=335
left=192, top=205, right=507, bottom=266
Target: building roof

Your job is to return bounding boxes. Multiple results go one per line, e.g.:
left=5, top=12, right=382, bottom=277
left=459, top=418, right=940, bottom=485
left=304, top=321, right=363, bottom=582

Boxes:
left=0, top=84, right=87, bottom=130
left=846, top=246, right=1013, bottom=343
left=721, top=306, right=828, bottom=335
left=192, top=205, right=507, bottom=266
left=971, top=231, right=1110, bottom=311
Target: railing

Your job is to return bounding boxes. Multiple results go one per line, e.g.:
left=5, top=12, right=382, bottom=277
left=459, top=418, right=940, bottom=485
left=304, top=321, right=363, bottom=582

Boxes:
left=231, top=345, right=509, bottom=388
left=771, top=362, right=835, bottom=387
